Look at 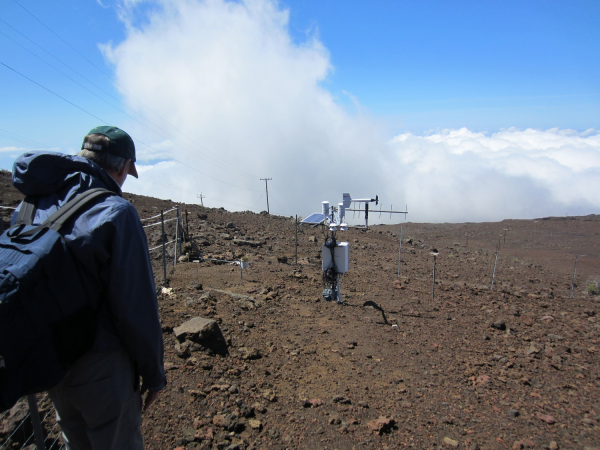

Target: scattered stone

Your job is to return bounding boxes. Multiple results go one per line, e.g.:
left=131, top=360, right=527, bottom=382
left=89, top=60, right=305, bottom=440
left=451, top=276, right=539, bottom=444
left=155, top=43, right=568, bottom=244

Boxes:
left=173, top=317, right=229, bottom=357
left=328, top=415, right=342, bottom=425
left=443, top=437, right=459, bottom=448
left=262, top=390, right=277, bottom=402
left=473, top=375, right=491, bottom=388
left=366, top=416, right=395, bottom=434
left=521, top=316, right=535, bottom=326
left=491, top=320, right=506, bottom=331
left=248, top=419, right=262, bottom=430
left=237, top=347, right=262, bottom=360
left=332, top=395, right=351, bottom=404
left=212, top=414, right=241, bottom=432
left=536, top=413, right=556, bottom=424
left=526, top=343, right=542, bottom=355
left=507, top=409, right=520, bottom=418
left=301, top=398, right=323, bottom=408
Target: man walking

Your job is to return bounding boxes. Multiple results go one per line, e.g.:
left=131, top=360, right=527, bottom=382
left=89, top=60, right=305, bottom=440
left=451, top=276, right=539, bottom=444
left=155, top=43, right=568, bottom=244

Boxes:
left=11, top=126, right=165, bottom=449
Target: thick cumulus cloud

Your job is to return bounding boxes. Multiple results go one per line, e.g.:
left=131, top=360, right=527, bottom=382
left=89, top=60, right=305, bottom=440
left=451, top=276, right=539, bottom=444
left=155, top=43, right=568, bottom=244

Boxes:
left=103, top=0, right=600, bottom=223
left=104, top=0, right=383, bottom=217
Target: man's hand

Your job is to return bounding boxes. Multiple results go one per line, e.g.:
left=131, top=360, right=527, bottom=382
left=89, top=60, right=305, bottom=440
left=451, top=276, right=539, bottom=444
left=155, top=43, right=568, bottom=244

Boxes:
left=140, top=381, right=160, bottom=411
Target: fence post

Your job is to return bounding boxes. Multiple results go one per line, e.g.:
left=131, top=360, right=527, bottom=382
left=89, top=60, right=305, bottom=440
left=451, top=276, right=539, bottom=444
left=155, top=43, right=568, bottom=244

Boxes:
left=490, top=249, right=499, bottom=290
left=26, top=394, right=46, bottom=450
left=185, top=210, right=189, bottom=242
left=295, top=215, right=298, bottom=265
left=161, top=210, right=167, bottom=286
left=173, top=208, right=179, bottom=266
left=177, top=207, right=182, bottom=257
left=397, top=226, right=403, bottom=278
left=432, top=253, right=437, bottom=300
left=570, top=255, right=579, bottom=299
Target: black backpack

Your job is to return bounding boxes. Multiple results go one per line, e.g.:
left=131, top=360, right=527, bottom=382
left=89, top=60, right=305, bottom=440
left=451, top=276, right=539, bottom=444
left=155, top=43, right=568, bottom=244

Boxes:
left=0, top=188, right=112, bottom=412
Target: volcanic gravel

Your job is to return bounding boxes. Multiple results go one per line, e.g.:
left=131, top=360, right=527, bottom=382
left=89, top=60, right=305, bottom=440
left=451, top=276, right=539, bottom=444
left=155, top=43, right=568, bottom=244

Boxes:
left=1, top=169, right=599, bottom=450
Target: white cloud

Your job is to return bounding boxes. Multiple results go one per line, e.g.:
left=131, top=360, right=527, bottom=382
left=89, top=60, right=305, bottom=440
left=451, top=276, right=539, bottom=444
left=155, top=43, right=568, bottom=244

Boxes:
left=385, top=128, right=600, bottom=222
left=104, top=0, right=600, bottom=223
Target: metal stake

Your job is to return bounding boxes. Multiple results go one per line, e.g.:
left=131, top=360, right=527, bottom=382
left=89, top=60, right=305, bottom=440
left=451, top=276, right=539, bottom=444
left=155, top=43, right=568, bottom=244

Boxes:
left=177, top=206, right=182, bottom=257
left=397, top=226, right=403, bottom=278
left=432, top=253, right=438, bottom=300
left=570, top=254, right=579, bottom=299
left=173, top=209, right=178, bottom=266
left=161, top=210, right=167, bottom=286
left=295, top=214, right=298, bottom=265
left=490, top=249, right=499, bottom=290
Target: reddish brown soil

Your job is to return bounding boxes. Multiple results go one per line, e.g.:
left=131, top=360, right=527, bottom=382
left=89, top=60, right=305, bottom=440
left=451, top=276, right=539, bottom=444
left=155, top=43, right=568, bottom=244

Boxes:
left=1, top=169, right=599, bottom=450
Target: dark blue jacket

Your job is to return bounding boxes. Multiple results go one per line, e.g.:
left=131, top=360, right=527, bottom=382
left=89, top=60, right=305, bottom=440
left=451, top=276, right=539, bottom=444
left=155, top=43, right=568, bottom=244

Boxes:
left=12, top=152, right=166, bottom=392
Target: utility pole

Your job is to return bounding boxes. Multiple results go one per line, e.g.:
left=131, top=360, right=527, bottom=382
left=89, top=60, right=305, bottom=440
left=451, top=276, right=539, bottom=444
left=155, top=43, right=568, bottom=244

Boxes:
left=260, top=178, right=272, bottom=214
left=197, top=193, right=205, bottom=207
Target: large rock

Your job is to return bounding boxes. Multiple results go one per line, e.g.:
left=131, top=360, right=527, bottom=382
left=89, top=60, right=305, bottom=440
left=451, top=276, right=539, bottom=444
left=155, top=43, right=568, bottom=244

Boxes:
left=173, top=317, right=228, bottom=357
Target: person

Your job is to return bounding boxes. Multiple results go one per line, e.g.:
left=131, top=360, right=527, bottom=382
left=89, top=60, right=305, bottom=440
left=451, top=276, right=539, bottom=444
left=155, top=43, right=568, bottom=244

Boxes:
left=11, top=126, right=165, bottom=449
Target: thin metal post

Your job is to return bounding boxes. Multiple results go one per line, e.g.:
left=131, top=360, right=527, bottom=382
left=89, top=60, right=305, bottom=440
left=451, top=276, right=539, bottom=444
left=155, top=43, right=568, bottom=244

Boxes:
left=185, top=210, right=189, bottom=241
left=432, top=254, right=437, bottom=300
left=397, top=226, right=403, bottom=278
left=161, top=210, right=167, bottom=286
left=177, top=206, right=182, bottom=257
left=27, top=394, right=46, bottom=450
left=240, top=262, right=243, bottom=280
left=570, top=254, right=579, bottom=299
left=465, top=232, right=469, bottom=248
left=295, top=214, right=298, bottom=265
left=490, top=250, right=499, bottom=290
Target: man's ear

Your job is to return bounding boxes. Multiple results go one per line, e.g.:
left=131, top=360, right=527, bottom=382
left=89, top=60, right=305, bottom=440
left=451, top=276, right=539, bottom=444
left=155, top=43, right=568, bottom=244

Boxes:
left=118, top=159, right=131, bottom=179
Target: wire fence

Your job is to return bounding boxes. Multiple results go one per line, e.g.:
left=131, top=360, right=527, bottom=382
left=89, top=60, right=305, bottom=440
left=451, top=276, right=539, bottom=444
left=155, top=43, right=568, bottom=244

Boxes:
left=0, top=203, right=254, bottom=449
left=0, top=207, right=182, bottom=449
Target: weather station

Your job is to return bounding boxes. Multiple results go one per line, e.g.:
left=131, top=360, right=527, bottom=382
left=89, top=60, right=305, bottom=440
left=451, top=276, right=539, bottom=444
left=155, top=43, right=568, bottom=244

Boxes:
left=301, top=193, right=407, bottom=304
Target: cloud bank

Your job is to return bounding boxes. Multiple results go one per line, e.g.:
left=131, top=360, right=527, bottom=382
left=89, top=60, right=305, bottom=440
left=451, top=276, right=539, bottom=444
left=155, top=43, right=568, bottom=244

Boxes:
left=103, top=0, right=600, bottom=223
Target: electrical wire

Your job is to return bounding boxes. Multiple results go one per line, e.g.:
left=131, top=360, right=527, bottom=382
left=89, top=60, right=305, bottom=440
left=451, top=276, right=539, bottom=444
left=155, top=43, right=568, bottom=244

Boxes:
left=0, top=129, right=58, bottom=150
left=0, top=61, right=261, bottom=193
left=4, top=1, right=260, bottom=180
left=0, top=27, right=258, bottom=180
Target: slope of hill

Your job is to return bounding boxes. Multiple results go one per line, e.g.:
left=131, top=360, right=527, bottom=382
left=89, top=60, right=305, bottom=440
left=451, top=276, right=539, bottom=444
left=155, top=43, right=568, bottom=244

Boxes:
left=1, top=169, right=599, bottom=449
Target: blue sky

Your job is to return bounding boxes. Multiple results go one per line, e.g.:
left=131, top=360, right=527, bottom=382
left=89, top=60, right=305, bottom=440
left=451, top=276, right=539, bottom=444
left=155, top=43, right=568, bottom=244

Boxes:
left=1, top=0, right=599, bottom=222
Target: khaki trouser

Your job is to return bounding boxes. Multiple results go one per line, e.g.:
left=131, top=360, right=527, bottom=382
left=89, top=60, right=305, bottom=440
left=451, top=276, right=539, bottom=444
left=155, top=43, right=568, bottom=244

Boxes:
left=49, top=347, right=143, bottom=450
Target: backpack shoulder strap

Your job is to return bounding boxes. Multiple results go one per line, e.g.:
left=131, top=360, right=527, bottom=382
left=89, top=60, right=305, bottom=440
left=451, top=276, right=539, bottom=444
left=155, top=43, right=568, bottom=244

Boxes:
left=15, top=188, right=113, bottom=238
left=14, top=196, right=39, bottom=226
left=45, top=188, right=113, bottom=232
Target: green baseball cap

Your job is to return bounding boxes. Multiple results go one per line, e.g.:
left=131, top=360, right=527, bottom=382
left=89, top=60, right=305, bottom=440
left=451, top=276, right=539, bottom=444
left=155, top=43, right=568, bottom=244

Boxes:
left=82, top=125, right=138, bottom=178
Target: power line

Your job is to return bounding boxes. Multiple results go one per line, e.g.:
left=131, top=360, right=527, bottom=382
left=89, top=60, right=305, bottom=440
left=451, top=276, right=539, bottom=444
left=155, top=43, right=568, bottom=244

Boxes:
left=6, top=0, right=259, bottom=180
left=0, top=22, right=258, bottom=180
left=0, top=128, right=57, bottom=150
left=143, top=179, right=258, bottom=209
left=1, top=61, right=108, bottom=124
left=1, top=61, right=261, bottom=193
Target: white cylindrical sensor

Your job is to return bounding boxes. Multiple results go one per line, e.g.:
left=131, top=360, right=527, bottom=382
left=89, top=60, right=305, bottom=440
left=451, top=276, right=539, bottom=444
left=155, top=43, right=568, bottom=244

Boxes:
left=338, top=203, right=345, bottom=222
left=322, top=201, right=330, bottom=217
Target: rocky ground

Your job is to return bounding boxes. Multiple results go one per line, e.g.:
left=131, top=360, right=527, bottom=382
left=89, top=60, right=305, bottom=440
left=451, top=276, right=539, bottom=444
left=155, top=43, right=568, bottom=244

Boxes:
left=1, top=169, right=599, bottom=450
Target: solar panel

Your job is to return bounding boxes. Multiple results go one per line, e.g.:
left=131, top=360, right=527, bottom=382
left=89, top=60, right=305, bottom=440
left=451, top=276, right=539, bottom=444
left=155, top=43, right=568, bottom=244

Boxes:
left=301, top=213, right=327, bottom=224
